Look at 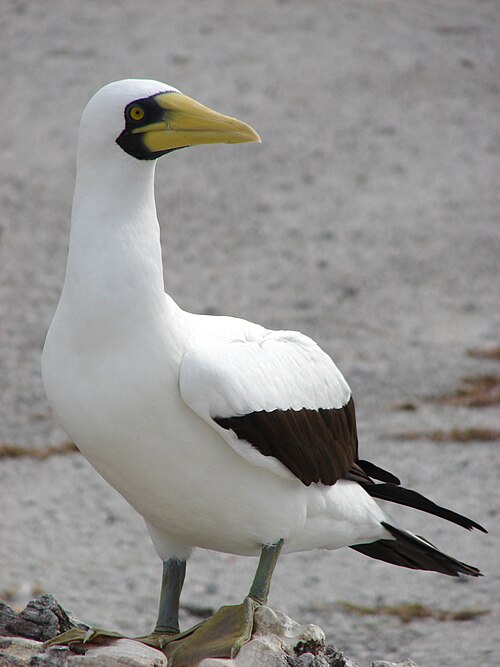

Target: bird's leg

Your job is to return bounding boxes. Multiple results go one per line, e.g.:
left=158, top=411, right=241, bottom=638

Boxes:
left=44, top=558, right=193, bottom=649
left=155, top=557, right=186, bottom=633
left=248, top=539, right=284, bottom=605
left=138, top=558, right=204, bottom=648
left=166, top=539, right=284, bottom=667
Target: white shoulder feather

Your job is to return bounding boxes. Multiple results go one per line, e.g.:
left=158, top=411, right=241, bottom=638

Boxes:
left=179, top=329, right=350, bottom=420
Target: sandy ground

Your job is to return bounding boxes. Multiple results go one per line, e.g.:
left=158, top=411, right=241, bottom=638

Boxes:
left=1, top=1, right=499, bottom=665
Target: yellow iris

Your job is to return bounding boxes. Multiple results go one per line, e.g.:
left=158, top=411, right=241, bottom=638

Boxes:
left=129, top=106, right=145, bottom=121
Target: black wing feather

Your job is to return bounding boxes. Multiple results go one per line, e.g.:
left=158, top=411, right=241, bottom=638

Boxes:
left=215, top=397, right=358, bottom=486
left=215, top=396, right=486, bottom=534
left=351, top=523, right=483, bottom=576
left=363, top=483, right=487, bottom=532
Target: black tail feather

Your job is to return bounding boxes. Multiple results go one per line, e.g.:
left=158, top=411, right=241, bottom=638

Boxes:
left=357, top=459, right=401, bottom=485
left=364, top=483, right=487, bottom=533
left=351, top=522, right=482, bottom=577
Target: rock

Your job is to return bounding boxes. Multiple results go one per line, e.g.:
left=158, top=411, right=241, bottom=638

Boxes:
left=255, top=605, right=326, bottom=649
left=0, top=601, right=17, bottom=635
left=0, top=636, right=168, bottom=667
left=1, top=594, right=73, bottom=642
left=195, top=606, right=358, bottom=667
left=52, top=639, right=168, bottom=666
left=0, top=596, right=420, bottom=666
left=0, top=637, right=44, bottom=666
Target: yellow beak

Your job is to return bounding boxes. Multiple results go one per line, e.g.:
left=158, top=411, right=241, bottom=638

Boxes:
left=134, top=92, right=261, bottom=153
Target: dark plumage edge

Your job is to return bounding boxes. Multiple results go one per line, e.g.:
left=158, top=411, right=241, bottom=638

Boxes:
left=357, top=458, right=400, bottom=484
left=361, top=483, right=487, bottom=533
left=214, top=399, right=358, bottom=486
left=351, top=522, right=483, bottom=577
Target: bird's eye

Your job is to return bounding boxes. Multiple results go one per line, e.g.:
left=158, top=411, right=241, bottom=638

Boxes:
left=128, top=105, right=145, bottom=122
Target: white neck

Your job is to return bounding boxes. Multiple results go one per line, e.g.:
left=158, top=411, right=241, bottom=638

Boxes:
left=63, top=151, right=166, bottom=319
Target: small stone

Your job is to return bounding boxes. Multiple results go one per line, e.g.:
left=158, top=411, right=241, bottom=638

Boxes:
left=0, top=601, right=18, bottom=635
left=233, top=635, right=289, bottom=666
left=30, top=644, right=77, bottom=666
left=4, top=594, right=73, bottom=641
left=372, top=661, right=419, bottom=667
left=297, top=653, right=333, bottom=667
left=76, top=638, right=168, bottom=666
left=297, top=652, right=315, bottom=667
left=254, top=606, right=325, bottom=652
left=0, top=636, right=46, bottom=666
left=324, top=645, right=361, bottom=666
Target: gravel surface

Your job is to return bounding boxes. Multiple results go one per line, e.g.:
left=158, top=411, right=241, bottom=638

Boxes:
left=1, top=2, right=499, bottom=666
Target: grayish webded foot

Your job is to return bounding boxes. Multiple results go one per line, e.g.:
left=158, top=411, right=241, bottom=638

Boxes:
left=43, top=599, right=258, bottom=665
left=43, top=623, right=203, bottom=650
left=44, top=541, right=283, bottom=664
left=164, top=597, right=259, bottom=666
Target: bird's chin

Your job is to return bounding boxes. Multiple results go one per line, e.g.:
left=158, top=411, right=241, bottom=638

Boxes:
left=115, top=130, right=187, bottom=160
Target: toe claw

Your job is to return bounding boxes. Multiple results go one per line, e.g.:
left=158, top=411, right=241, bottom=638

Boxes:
left=83, top=628, right=95, bottom=643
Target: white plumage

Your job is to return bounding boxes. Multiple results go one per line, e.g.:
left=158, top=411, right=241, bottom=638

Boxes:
left=180, top=329, right=351, bottom=417
left=41, top=81, right=483, bottom=659
left=41, top=79, right=388, bottom=559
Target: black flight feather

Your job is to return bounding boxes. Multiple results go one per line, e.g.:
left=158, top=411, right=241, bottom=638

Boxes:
left=351, top=522, right=483, bottom=577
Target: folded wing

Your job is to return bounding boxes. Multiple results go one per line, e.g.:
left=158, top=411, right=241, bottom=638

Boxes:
left=179, top=329, right=357, bottom=485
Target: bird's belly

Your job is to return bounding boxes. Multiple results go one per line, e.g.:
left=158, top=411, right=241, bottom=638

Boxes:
left=43, top=332, right=385, bottom=558
left=45, top=360, right=311, bottom=555
left=78, top=410, right=310, bottom=555
left=74, top=409, right=384, bottom=557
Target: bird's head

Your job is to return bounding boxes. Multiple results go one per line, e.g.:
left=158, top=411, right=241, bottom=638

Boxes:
left=78, top=79, right=260, bottom=163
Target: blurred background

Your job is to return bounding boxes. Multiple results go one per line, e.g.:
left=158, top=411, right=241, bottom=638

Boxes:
left=1, top=1, right=499, bottom=665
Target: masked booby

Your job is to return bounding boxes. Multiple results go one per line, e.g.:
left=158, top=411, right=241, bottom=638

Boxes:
left=42, top=80, right=486, bottom=666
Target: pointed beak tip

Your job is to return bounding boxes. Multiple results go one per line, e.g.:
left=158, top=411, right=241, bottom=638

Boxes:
left=245, top=125, right=261, bottom=144
left=232, top=126, right=261, bottom=145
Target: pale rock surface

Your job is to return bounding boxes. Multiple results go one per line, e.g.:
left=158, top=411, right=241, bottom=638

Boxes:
left=0, top=596, right=420, bottom=667
left=0, top=636, right=168, bottom=667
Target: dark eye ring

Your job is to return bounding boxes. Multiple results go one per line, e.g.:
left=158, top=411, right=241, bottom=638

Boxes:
left=128, top=105, right=145, bottom=122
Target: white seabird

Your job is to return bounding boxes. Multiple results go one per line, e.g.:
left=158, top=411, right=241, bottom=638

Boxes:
left=42, top=80, right=485, bottom=665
